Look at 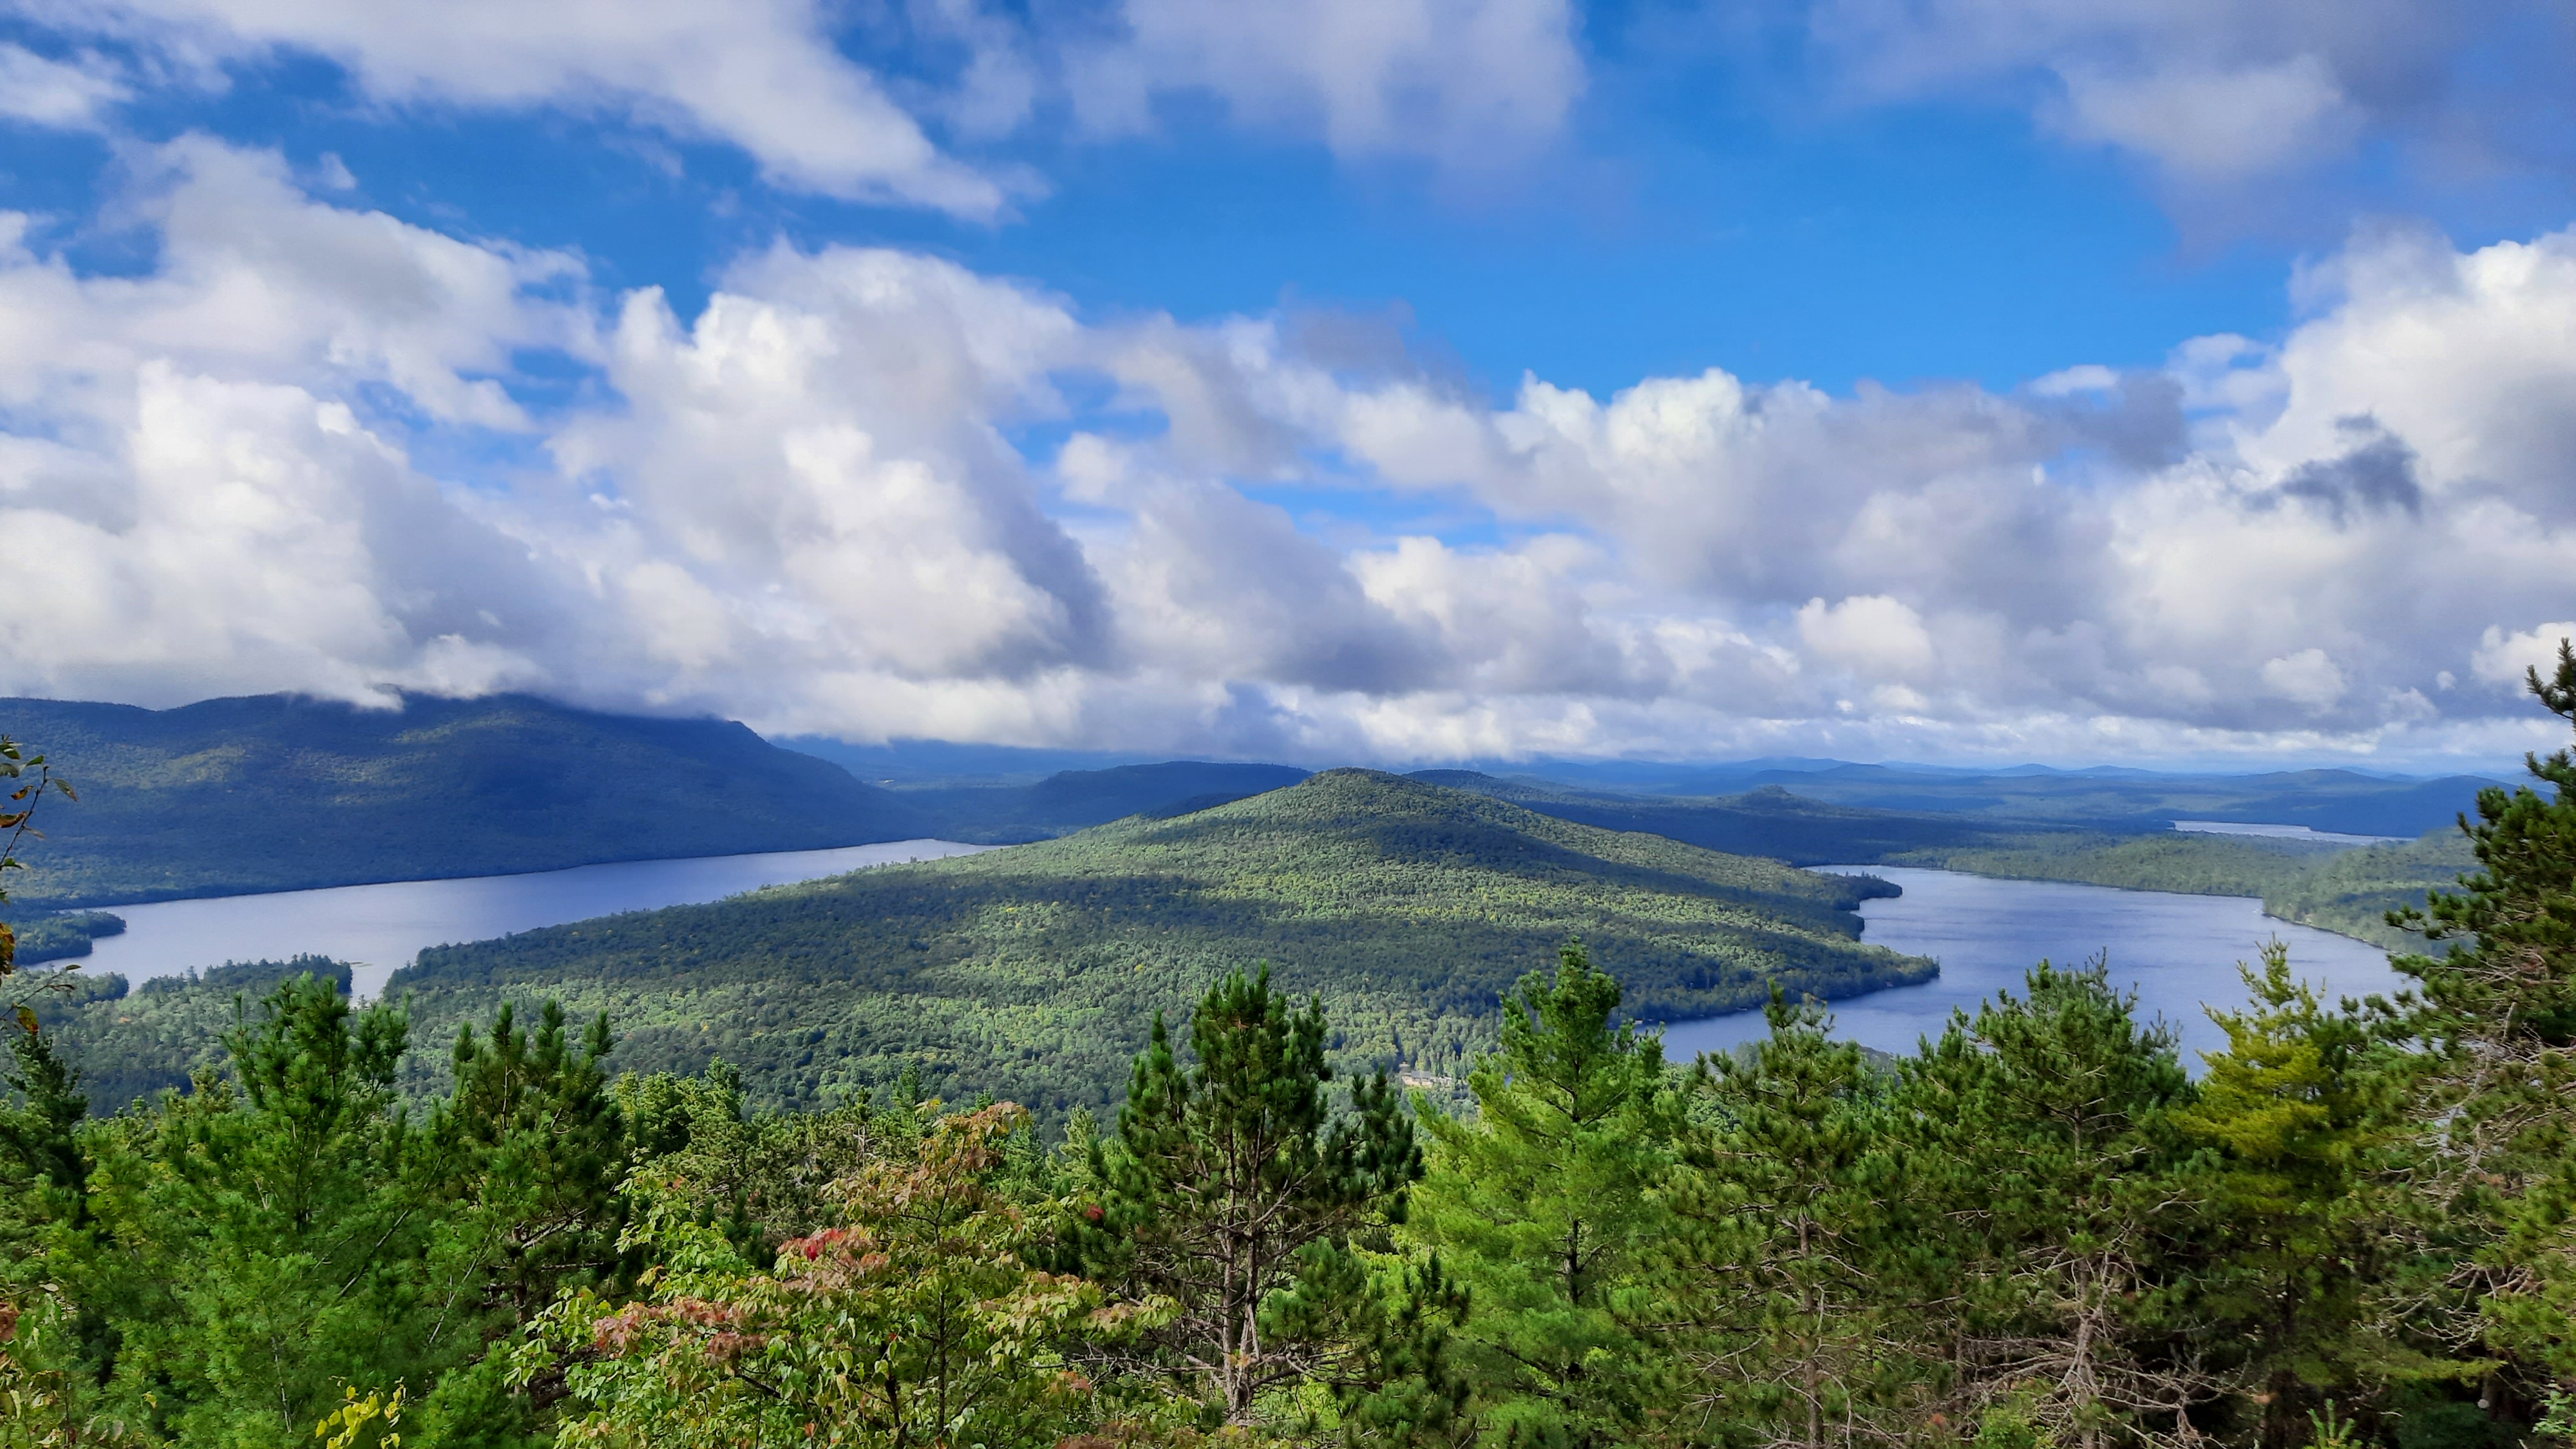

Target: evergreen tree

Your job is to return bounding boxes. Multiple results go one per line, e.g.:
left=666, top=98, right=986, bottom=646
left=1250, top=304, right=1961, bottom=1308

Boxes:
left=1, top=1018, right=91, bottom=1214
left=1660, top=988, right=1918, bottom=1449
left=1899, top=960, right=2200, bottom=1449
left=1404, top=942, right=1676, bottom=1448
left=71, top=974, right=435, bottom=1448
left=432, top=999, right=628, bottom=1315
left=2389, top=640, right=2576, bottom=1390
left=2175, top=943, right=2393, bottom=1449
left=1083, top=966, right=1422, bottom=1425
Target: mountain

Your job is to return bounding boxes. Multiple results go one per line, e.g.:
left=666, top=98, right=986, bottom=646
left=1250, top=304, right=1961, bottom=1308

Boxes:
left=1408, top=771, right=2010, bottom=864
left=890, top=761, right=1316, bottom=842
left=355, top=770, right=1929, bottom=1121
left=0, top=693, right=933, bottom=907
left=773, top=735, right=1167, bottom=788
left=1573, top=761, right=2504, bottom=838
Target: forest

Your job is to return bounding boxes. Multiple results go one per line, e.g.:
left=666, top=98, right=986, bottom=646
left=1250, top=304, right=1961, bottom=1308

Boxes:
left=77, top=770, right=1911, bottom=1121
left=5, top=652, right=2576, bottom=1449
left=0, top=694, right=930, bottom=909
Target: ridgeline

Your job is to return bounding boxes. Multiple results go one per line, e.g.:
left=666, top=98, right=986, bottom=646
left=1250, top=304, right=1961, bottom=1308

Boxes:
left=330, top=769, right=1929, bottom=1119
left=0, top=692, right=932, bottom=907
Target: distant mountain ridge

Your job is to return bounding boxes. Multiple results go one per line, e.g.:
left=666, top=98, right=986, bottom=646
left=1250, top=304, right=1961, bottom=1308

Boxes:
left=1405, top=770, right=2010, bottom=864
left=0, top=693, right=933, bottom=907
left=886, top=761, right=1314, bottom=842
left=0, top=691, right=2507, bottom=928
left=1492, top=758, right=2506, bottom=837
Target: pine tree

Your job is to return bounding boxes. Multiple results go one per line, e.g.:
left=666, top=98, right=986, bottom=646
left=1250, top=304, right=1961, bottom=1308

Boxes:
left=1660, top=987, right=1918, bottom=1449
left=1083, top=966, right=1422, bottom=1425
left=1900, top=960, right=2200, bottom=1449
left=434, top=999, right=629, bottom=1314
left=2387, top=639, right=2576, bottom=1390
left=1404, top=942, right=1676, bottom=1448
left=76, top=973, right=435, bottom=1446
left=1, top=1015, right=91, bottom=1213
left=2175, top=943, right=2392, bottom=1449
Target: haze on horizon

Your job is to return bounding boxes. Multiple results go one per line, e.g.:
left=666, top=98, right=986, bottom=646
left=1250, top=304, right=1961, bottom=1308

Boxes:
left=0, top=0, right=2571, bottom=775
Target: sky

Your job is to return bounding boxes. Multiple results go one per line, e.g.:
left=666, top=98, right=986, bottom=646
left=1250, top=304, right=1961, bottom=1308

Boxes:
left=0, top=0, right=2573, bottom=770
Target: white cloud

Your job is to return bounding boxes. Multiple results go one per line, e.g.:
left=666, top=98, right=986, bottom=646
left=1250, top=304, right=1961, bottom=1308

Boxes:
left=1066, top=0, right=1584, bottom=167
left=1800, top=0, right=2562, bottom=191
left=10, top=0, right=1596, bottom=206
left=0, top=41, right=125, bottom=128
left=2473, top=623, right=2576, bottom=688
left=2260, top=648, right=2346, bottom=710
left=22, top=0, right=1011, bottom=214
left=2050, top=55, right=2358, bottom=180
left=3, top=137, right=2575, bottom=768
left=1797, top=595, right=1938, bottom=684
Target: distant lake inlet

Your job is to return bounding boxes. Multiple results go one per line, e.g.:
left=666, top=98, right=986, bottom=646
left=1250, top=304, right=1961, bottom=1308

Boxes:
left=1660, top=866, right=2410, bottom=1067
left=73, top=840, right=989, bottom=999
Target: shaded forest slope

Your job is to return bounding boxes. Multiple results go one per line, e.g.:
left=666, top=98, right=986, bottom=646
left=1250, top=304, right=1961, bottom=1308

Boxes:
left=0, top=693, right=933, bottom=907
left=379, top=770, right=1928, bottom=1119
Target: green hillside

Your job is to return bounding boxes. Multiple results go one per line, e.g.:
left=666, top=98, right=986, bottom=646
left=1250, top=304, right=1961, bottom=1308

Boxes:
left=28, top=958, right=350, bottom=1109
left=372, top=770, right=1927, bottom=1121
left=0, top=692, right=933, bottom=907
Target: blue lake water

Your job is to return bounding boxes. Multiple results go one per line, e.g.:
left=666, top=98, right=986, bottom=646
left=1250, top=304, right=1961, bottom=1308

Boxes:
left=75, top=840, right=988, bottom=999
left=70, top=851, right=2413, bottom=1065
left=1658, top=866, right=2412, bottom=1069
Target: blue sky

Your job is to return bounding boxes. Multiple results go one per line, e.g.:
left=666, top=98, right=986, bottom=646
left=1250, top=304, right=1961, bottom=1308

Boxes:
left=1, top=0, right=2573, bottom=769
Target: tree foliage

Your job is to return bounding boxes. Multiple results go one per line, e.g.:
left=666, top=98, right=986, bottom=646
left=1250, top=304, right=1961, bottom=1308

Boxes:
left=14, top=648, right=2576, bottom=1449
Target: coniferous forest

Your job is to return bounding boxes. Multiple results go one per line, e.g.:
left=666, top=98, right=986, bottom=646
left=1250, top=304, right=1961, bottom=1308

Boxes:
left=5, top=647, right=2576, bottom=1449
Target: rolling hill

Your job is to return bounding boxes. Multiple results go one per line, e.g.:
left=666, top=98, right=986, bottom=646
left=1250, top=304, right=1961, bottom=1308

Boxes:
left=0, top=693, right=933, bottom=907
left=328, top=770, right=1932, bottom=1120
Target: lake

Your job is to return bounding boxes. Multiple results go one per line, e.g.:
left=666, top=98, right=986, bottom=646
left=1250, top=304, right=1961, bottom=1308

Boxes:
left=73, top=851, right=2414, bottom=1060
left=76, top=839, right=989, bottom=999
left=1658, top=866, right=2412, bottom=1068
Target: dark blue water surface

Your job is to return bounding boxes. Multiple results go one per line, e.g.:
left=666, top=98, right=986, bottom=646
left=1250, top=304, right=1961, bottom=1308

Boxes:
left=1658, top=867, right=2412, bottom=1070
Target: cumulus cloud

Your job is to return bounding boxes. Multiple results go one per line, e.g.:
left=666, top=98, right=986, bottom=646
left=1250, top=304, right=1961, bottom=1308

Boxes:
left=2, top=137, right=2574, bottom=766
left=2473, top=623, right=2576, bottom=689
left=1797, top=596, right=1938, bottom=685
left=0, top=41, right=124, bottom=128
left=1799, top=0, right=2571, bottom=193
left=17, top=0, right=1011, bottom=214
left=1065, top=0, right=1584, bottom=167
left=5, top=0, right=1593, bottom=207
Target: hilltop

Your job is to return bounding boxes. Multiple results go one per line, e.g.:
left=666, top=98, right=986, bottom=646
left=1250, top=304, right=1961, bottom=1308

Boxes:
left=357, top=770, right=1928, bottom=1119
left=0, top=693, right=931, bottom=907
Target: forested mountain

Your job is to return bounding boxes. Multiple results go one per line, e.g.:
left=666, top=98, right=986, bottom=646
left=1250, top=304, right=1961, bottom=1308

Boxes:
left=1518, top=758, right=2503, bottom=837
left=887, top=761, right=1314, bottom=842
left=337, top=770, right=1924, bottom=1119
left=1410, top=770, right=2005, bottom=863
left=0, top=693, right=933, bottom=907
left=8, top=662, right=2576, bottom=1449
